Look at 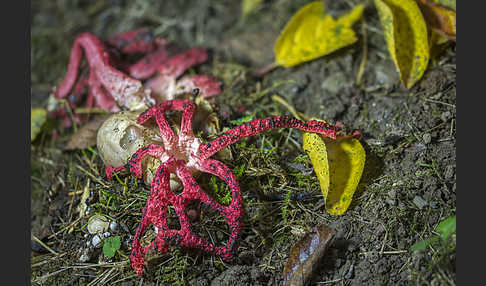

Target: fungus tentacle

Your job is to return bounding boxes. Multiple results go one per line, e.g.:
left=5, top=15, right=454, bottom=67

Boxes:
left=199, top=116, right=340, bottom=159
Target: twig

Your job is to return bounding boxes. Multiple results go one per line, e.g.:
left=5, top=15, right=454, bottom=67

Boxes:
left=76, top=165, right=109, bottom=188
left=48, top=217, right=82, bottom=239
left=254, top=62, right=277, bottom=77
left=379, top=222, right=388, bottom=254
left=86, top=268, right=112, bottom=286
left=60, top=261, right=130, bottom=271
left=32, top=235, right=59, bottom=256
left=74, top=107, right=106, bottom=114
left=381, top=250, right=408, bottom=254
left=68, top=190, right=85, bottom=196
left=271, top=95, right=308, bottom=121
left=110, top=274, right=140, bottom=285
left=356, top=17, right=368, bottom=86
left=31, top=252, right=68, bottom=268
left=63, top=99, right=78, bottom=133
left=32, top=268, right=70, bottom=284
left=424, top=98, right=455, bottom=108
left=450, top=118, right=455, bottom=137
left=31, top=176, right=48, bottom=188
left=318, top=278, right=343, bottom=284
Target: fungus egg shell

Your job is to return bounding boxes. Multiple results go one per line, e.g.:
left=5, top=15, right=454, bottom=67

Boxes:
left=96, top=111, right=160, bottom=167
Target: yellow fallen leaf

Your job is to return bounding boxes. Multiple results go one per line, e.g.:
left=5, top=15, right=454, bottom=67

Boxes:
left=302, top=132, right=330, bottom=200
left=374, top=0, right=430, bottom=88
left=31, top=108, right=47, bottom=141
left=302, top=124, right=365, bottom=215
left=323, top=136, right=365, bottom=215
left=274, top=1, right=364, bottom=67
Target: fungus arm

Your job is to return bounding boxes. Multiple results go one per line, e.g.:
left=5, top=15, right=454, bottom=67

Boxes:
left=199, top=116, right=340, bottom=159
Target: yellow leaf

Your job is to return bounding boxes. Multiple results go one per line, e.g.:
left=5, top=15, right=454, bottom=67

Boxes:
left=374, top=0, right=430, bottom=89
left=302, top=132, right=330, bottom=199
left=274, top=2, right=364, bottom=67
left=302, top=126, right=365, bottom=215
left=323, top=136, right=365, bottom=215
left=31, top=108, right=47, bottom=141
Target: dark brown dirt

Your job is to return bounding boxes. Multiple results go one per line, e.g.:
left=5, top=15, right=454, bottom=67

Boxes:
left=31, top=1, right=456, bottom=285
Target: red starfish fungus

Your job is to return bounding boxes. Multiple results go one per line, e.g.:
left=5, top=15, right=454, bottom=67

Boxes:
left=105, top=99, right=351, bottom=276
left=52, top=28, right=221, bottom=126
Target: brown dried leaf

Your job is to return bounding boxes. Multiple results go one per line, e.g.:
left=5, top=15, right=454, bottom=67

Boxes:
left=282, top=224, right=335, bottom=286
left=65, top=115, right=110, bottom=150
left=417, top=0, right=456, bottom=41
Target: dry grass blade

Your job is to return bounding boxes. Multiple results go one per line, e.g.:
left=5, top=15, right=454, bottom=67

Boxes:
left=76, top=164, right=109, bottom=188
left=32, top=235, right=59, bottom=256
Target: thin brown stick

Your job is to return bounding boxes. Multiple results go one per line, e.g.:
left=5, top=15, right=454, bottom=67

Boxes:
left=356, top=17, right=368, bottom=86
left=32, top=235, right=59, bottom=256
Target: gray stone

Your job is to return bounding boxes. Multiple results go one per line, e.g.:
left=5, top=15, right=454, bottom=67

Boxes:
left=413, top=196, right=428, bottom=210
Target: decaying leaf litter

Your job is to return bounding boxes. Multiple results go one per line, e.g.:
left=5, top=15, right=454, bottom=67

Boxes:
left=31, top=0, right=456, bottom=285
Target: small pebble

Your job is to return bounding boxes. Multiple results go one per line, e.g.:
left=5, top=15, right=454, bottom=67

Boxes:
left=422, top=133, right=432, bottom=144
left=78, top=250, right=91, bottom=263
left=386, top=198, right=397, bottom=206
left=345, top=264, right=354, bottom=279
left=441, top=111, right=451, bottom=122
left=31, top=240, right=48, bottom=254
left=431, top=92, right=442, bottom=100
left=444, top=165, right=455, bottom=179
left=109, top=221, right=118, bottom=232
left=413, top=196, right=428, bottom=210
left=344, top=264, right=354, bottom=279
left=321, top=72, right=347, bottom=93
left=398, top=202, right=406, bottom=210
left=366, top=139, right=384, bottom=146
left=92, top=234, right=102, bottom=248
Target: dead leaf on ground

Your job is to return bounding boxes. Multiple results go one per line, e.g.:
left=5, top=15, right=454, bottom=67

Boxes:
left=65, top=115, right=110, bottom=150
left=417, top=0, right=456, bottom=41
left=274, top=1, right=364, bottom=67
left=31, top=108, right=47, bottom=141
left=302, top=119, right=365, bottom=215
left=374, top=0, right=430, bottom=89
left=430, top=0, right=455, bottom=10
left=282, top=223, right=335, bottom=286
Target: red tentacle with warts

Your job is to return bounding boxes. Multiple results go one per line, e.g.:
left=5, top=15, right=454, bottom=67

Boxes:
left=55, top=32, right=145, bottom=110
left=130, top=159, right=172, bottom=276
left=106, top=28, right=159, bottom=54
left=105, top=144, right=165, bottom=179
left=199, top=116, right=340, bottom=159
left=157, top=47, right=208, bottom=78
left=128, top=46, right=168, bottom=80
left=196, top=158, right=244, bottom=260
left=137, top=99, right=196, bottom=137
